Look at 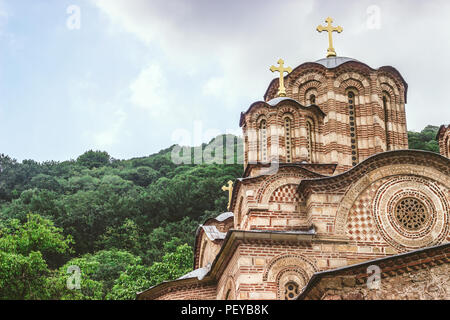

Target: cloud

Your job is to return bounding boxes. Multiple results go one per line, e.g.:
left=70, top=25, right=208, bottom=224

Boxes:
left=91, top=0, right=316, bottom=104
left=90, top=0, right=450, bottom=135
left=129, top=63, right=169, bottom=117
left=93, top=108, right=128, bottom=149
left=0, top=0, right=9, bottom=35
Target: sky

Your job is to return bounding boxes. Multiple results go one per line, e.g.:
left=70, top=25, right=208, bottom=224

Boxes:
left=0, top=0, right=449, bottom=162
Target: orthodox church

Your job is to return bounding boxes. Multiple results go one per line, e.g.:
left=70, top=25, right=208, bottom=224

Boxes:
left=138, top=18, right=450, bottom=300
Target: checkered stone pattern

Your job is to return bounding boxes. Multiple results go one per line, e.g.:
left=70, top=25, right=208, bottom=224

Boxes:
left=269, top=184, right=299, bottom=203
left=346, top=182, right=383, bottom=242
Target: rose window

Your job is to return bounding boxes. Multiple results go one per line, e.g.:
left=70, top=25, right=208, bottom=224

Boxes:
left=395, top=197, right=429, bottom=231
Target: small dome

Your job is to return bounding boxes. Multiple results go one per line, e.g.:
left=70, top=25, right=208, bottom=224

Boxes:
left=314, top=56, right=359, bottom=69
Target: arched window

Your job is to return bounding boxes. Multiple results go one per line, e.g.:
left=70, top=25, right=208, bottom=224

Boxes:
left=347, top=90, right=358, bottom=166
left=306, top=119, right=315, bottom=163
left=305, top=88, right=318, bottom=105
left=382, top=94, right=390, bottom=150
left=236, top=197, right=243, bottom=229
left=284, top=282, right=299, bottom=300
left=284, top=116, right=293, bottom=163
left=199, top=240, right=208, bottom=267
left=445, top=136, right=450, bottom=158
left=258, top=119, right=268, bottom=162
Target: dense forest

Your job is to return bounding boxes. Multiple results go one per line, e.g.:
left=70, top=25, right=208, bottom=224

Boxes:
left=0, top=126, right=441, bottom=299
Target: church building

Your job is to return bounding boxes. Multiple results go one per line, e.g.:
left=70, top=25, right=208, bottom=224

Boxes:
left=137, top=18, right=450, bottom=300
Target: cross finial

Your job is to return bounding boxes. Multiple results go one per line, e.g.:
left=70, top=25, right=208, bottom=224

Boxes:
left=221, top=180, right=233, bottom=210
left=317, top=17, right=343, bottom=58
left=270, top=58, right=292, bottom=97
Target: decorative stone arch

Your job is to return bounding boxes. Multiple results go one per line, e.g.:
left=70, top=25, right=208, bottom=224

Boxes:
left=291, top=71, right=327, bottom=98
left=334, top=164, right=450, bottom=237
left=339, top=78, right=368, bottom=98
left=257, top=173, right=305, bottom=204
left=263, top=253, right=318, bottom=281
left=377, top=74, right=401, bottom=97
left=297, top=80, right=322, bottom=105
left=379, top=82, right=398, bottom=105
left=276, top=105, right=299, bottom=122
left=263, top=254, right=318, bottom=299
left=250, top=106, right=270, bottom=127
left=222, top=276, right=236, bottom=300
left=334, top=71, right=370, bottom=92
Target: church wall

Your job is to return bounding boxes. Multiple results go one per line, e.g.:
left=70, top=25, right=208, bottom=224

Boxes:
left=217, top=244, right=241, bottom=300
left=306, top=261, right=449, bottom=300
left=198, top=236, right=222, bottom=269
left=221, top=241, right=399, bottom=300
left=233, top=168, right=317, bottom=231
left=153, top=284, right=217, bottom=300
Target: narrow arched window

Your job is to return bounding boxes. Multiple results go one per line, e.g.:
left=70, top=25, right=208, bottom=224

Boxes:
left=306, top=119, right=314, bottom=162
left=259, top=119, right=268, bottom=162
left=383, top=94, right=390, bottom=150
left=284, top=117, right=293, bottom=163
left=348, top=90, right=358, bottom=166
left=284, top=282, right=299, bottom=300
left=236, top=197, right=243, bottom=229
left=305, top=88, right=318, bottom=105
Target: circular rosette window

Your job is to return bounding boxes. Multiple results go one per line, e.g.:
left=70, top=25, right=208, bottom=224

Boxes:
left=372, top=176, right=449, bottom=251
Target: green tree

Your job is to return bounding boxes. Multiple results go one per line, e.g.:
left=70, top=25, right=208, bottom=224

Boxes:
left=408, top=125, right=440, bottom=153
left=107, top=243, right=193, bottom=300
left=53, top=249, right=141, bottom=300
left=0, top=214, right=73, bottom=299
left=77, top=150, right=111, bottom=169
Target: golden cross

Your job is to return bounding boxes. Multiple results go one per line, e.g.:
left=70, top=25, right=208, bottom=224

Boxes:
left=221, top=180, right=233, bottom=210
left=317, top=17, right=343, bottom=58
left=270, top=59, right=292, bottom=97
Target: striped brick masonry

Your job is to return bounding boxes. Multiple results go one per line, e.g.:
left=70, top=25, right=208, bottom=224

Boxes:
left=137, top=56, right=450, bottom=301
left=437, top=124, right=450, bottom=158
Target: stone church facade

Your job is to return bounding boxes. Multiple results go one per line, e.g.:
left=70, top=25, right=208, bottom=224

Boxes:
left=137, top=55, right=450, bottom=300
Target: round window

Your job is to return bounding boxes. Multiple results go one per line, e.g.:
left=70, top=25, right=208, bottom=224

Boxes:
left=395, top=197, right=429, bottom=231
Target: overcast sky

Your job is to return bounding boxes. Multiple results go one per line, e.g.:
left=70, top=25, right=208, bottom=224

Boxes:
left=0, top=0, right=449, bottom=162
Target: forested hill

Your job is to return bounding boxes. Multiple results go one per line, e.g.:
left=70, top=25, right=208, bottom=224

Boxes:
left=0, top=134, right=243, bottom=300
left=0, top=126, right=441, bottom=300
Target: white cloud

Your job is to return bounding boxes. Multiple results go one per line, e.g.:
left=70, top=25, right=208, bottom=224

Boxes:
left=129, top=63, right=169, bottom=117
left=0, top=0, right=10, bottom=36
left=202, top=77, right=225, bottom=97
left=93, top=108, right=128, bottom=149
left=90, top=0, right=450, bottom=136
left=91, top=0, right=316, bottom=105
